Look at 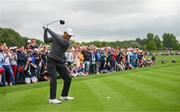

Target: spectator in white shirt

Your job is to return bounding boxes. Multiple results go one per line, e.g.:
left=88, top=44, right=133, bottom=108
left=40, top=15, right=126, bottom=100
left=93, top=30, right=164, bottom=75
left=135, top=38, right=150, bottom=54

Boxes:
left=2, top=47, right=15, bottom=86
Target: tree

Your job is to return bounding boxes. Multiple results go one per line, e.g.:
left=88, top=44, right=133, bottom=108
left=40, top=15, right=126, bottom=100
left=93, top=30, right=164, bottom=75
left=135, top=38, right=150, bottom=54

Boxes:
left=147, top=32, right=154, bottom=42
left=146, top=40, right=157, bottom=51
left=145, top=32, right=157, bottom=51
left=101, top=41, right=107, bottom=47
left=162, top=33, right=179, bottom=49
left=154, top=35, right=161, bottom=50
left=135, top=37, right=147, bottom=49
left=129, top=41, right=142, bottom=48
left=0, top=27, right=43, bottom=47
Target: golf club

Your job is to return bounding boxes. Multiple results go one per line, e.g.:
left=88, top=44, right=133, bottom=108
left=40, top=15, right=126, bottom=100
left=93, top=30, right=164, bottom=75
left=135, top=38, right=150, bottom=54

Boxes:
left=46, top=20, right=65, bottom=26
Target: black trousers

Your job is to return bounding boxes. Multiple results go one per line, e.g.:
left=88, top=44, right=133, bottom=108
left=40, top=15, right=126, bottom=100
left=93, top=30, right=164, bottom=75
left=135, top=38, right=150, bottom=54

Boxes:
left=90, top=64, right=96, bottom=74
left=47, top=57, right=72, bottom=99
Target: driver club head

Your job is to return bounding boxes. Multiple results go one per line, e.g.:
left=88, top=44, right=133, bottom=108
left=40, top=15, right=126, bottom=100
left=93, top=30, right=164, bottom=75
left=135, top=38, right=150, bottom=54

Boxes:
left=60, top=20, right=65, bottom=25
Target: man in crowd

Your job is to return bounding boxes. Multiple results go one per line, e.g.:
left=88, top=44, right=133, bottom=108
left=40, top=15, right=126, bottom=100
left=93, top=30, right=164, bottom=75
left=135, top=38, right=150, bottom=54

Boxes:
left=16, top=47, right=27, bottom=84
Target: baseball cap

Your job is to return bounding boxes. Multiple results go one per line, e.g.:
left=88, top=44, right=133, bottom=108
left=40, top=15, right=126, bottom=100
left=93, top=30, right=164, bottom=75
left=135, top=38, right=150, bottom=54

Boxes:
left=64, top=28, right=74, bottom=36
left=34, top=48, right=39, bottom=52
left=27, top=40, right=31, bottom=43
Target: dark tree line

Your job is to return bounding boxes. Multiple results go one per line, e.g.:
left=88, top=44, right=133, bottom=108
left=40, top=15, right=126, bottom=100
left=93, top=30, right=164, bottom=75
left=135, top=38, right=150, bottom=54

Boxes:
left=0, top=27, right=43, bottom=47
left=81, top=32, right=180, bottom=50
left=135, top=32, right=180, bottom=50
left=0, top=27, right=179, bottom=50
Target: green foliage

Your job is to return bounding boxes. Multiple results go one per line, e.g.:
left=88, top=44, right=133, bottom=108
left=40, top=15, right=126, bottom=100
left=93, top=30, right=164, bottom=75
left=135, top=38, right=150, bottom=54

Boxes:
left=129, top=41, right=142, bottom=48
left=0, top=27, right=43, bottom=47
left=135, top=32, right=180, bottom=51
left=0, top=27, right=179, bottom=51
left=147, top=32, right=154, bottom=41
left=154, top=35, right=161, bottom=50
left=162, top=33, right=179, bottom=50
left=146, top=40, right=157, bottom=51
left=81, top=32, right=180, bottom=51
left=136, top=37, right=147, bottom=48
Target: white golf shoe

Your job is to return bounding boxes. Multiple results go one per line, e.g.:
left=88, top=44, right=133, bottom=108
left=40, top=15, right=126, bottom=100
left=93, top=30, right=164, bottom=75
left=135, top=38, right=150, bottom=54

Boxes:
left=49, top=99, right=62, bottom=104
left=60, top=96, right=74, bottom=101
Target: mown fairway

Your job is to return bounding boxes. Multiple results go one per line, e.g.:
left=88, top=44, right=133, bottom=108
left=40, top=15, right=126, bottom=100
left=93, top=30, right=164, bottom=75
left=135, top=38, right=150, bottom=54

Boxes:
left=0, top=56, right=180, bottom=111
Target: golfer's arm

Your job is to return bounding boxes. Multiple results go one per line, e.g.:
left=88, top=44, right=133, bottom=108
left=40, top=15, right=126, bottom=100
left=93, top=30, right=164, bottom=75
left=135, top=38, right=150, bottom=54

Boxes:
left=46, top=28, right=69, bottom=47
left=44, top=29, right=53, bottom=43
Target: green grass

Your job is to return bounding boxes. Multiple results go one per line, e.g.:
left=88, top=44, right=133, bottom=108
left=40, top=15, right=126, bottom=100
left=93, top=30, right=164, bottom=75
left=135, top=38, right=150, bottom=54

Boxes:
left=0, top=56, right=180, bottom=111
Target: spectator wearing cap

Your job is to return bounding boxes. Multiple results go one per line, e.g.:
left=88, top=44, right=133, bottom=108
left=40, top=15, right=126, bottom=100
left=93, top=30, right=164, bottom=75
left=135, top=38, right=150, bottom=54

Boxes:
left=26, top=40, right=31, bottom=49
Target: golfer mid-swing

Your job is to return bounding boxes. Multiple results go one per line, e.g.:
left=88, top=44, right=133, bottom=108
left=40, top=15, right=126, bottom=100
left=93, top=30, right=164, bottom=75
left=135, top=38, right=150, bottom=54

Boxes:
left=43, top=27, right=74, bottom=104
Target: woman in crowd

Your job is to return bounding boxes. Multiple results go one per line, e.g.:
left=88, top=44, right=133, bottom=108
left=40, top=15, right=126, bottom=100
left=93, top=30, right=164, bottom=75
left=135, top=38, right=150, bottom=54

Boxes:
left=10, top=47, right=18, bottom=82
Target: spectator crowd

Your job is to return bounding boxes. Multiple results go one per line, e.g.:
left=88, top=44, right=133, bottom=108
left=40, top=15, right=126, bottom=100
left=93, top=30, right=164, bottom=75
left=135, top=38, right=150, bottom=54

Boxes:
left=0, top=38, right=155, bottom=86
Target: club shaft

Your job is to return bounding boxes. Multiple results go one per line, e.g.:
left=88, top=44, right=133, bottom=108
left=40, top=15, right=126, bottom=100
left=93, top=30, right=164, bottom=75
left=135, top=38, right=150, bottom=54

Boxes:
left=46, top=20, right=59, bottom=26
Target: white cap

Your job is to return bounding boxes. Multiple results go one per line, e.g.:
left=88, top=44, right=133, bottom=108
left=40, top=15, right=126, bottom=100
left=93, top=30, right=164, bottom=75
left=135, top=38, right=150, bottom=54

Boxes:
left=9, top=46, right=17, bottom=50
left=64, top=28, right=74, bottom=36
left=34, top=48, right=39, bottom=52
left=27, top=40, right=31, bottom=43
